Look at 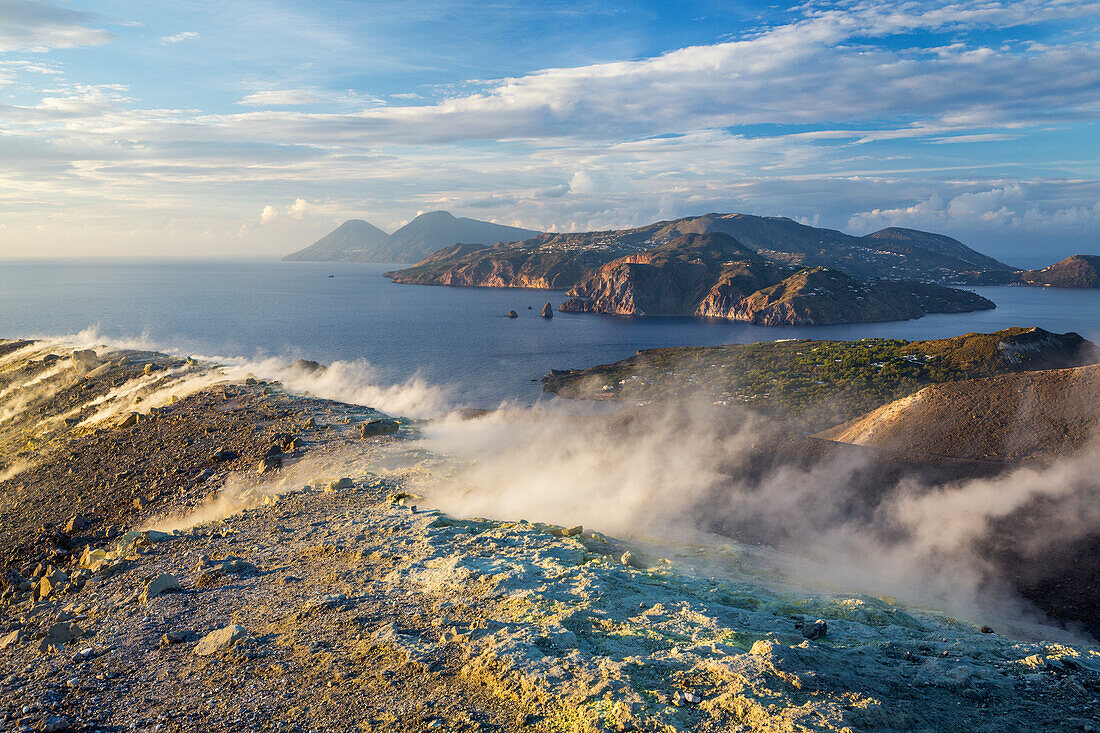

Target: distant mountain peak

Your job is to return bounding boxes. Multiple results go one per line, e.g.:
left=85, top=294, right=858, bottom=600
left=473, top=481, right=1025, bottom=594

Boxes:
left=282, top=218, right=390, bottom=262
left=1019, top=254, right=1100, bottom=288
left=283, top=210, right=539, bottom=264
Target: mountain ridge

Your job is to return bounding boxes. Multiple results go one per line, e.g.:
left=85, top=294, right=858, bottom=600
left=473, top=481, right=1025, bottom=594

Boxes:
left=282, top=211, right=539, bottom=264
left=555, top=232, right=994, bottom=325
left=386, top=212, right=1018, bottom=290
left=1017, top=254, right=1100, bottom=288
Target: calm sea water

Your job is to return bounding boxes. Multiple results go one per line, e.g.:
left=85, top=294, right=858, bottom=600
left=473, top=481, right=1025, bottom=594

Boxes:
left=2, top=259, right=1098, bottom=408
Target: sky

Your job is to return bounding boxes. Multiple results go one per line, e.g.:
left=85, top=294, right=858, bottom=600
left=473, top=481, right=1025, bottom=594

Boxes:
left=0, top=0, right=1098, bottom=263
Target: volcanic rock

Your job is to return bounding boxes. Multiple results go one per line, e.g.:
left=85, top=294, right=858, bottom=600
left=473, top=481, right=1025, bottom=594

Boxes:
left=194, top=625, right=247, bottom=656
left=802, top=619, right=828, bottom=640
left=141, top=573, right=181, bottom=603
left=360, top=418, right=399, bottom=437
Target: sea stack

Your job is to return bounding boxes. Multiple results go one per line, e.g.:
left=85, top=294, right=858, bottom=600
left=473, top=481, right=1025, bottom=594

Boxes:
left=541, top=302, right=554, bottom=319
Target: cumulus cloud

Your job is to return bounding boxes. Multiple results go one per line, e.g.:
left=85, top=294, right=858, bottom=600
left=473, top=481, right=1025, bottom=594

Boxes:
left=1, top=0, right=1100, bottom=257
left=258, top=198, right=314, bottom=225
left=0, top=0, right=111, bottom=51
left=847, top=183, right=1100, bottom=235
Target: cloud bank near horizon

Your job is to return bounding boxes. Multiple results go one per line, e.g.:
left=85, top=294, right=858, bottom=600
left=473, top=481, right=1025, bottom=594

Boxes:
left=0, top=0, right=1097, bottom=260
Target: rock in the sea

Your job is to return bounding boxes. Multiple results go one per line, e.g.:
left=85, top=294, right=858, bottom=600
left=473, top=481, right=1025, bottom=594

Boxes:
left=194, top=625, right=247, bottom=656
left=119, top=412, right=140, bottom=429
left=359, top=418, right=399, bottom=437
left=541, top=302, right=554, bottom=319
left=506, top=310, right=518, bottom=318
left=557, top=297, right=594, bottom=313
left=141, top=573, right=181, bottom=603
left=328, top=477, right=355, bottom=491
left=802, top=619, right=828, bottom=640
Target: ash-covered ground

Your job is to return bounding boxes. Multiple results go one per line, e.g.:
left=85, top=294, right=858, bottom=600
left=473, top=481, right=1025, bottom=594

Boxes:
left=1, top=338, right=1098, bottom=733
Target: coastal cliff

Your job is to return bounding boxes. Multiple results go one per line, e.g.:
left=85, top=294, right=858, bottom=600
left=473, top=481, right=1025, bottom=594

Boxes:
left=1018, top=254, right=1100, bottom=288
left=559, top=233, right=994, bottom=325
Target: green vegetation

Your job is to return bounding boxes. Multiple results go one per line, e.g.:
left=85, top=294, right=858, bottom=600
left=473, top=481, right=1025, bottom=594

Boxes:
left=543, top=328, right=1097, bottom=433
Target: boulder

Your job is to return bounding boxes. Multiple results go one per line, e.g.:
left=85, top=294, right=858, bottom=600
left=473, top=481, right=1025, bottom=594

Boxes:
left=194, top=625, right=247, bottom=656
left=0, top=629, right=24, bottom=649
left=290, top=359, right=326, bottom=374
left=211, top=447, right=238, bottom=463
left=70, top=350, right=98, bottom=370
left=41, top=715, right=72, bottom=732
left=160, top=629, right=193, bottom=646
left=619, top=550, right=650, bottom=569
left=84, top=363, right=111, bottom=380
left=196, top=555, right=258, bottom=575
left=35, top=573, right=60, bottom=601
left=39, top=622, right=72, bottom=653
left=141, top=573, right=181, bottom=603
left=119, top=412, right=140, bottom=429
left=359, top=418, right=399, bottom=438
left=506, top=310, right=518, bottom=318
left=328, top=477, right=355, bottom=491
left=541, top=302, right=554, bottom=319
left=802, top=619, right=828, bottom=640
left=256, top=455, right=281, bottom=474
left=64, top=515, right=91, bottom=534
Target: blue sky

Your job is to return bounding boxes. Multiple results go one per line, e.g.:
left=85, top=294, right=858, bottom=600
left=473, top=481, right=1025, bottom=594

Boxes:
left=0, top=0, right=1098, bottom=262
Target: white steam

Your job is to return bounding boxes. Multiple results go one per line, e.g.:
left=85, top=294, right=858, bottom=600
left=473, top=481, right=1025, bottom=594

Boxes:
left=145, top=451, right=389, bottom=533
left=412, top=401, right=1100, bottom=631
left=18, top=327, right=456, bottom=420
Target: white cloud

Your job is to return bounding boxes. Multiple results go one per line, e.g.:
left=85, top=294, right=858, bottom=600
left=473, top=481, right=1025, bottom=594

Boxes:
left=287, top=197, right=311, bottom=219
left=239, top=89, right=322, bottom=107
left=159, top=31, right=198, bottom=45
left=258, top=198, right=314, bottom=225
left=846, top=183, right=1100, bottom=235
left=1, top=0, right=1099, bottom=258
left=0, top=0, right=111, bottom=52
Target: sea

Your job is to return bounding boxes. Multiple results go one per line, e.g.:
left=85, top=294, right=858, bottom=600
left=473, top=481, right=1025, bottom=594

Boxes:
left=2, top=259, right=1099, bottom=409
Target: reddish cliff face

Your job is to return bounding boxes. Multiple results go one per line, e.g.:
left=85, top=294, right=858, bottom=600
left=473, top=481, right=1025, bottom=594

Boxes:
left=565, top=240, right=994, bottom=325
left=566, top=232, right=780, bottom=316
left=1019, top=255, right=1100, bottom=288
left=701, top=268, right=921, bottom=325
